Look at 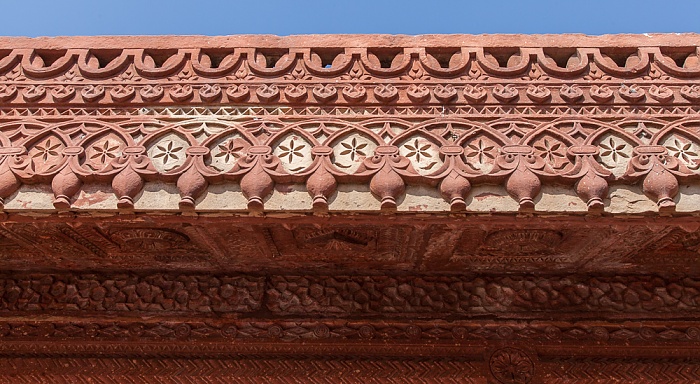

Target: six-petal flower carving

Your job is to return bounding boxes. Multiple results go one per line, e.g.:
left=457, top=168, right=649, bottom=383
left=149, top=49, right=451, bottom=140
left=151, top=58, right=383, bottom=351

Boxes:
left=339, top=138, right=368, bottom=161
left=152, top=141, right=184, bottom=165
left=90, top=140, right=120, bottom=165
left=466, top=139, right=497, bottom=165
left=278, top=139, right=307, bottom=162
left=599, top=137, right=630, bottom=164
left=404, top=139, right=433, bottom=162
left=215, top=138, right=245, bottom=163
left=534, top=138, right=566, bottom=166
left=668, top=138, right=699, bottom=165
left=32, top=139, right=62, bottom=162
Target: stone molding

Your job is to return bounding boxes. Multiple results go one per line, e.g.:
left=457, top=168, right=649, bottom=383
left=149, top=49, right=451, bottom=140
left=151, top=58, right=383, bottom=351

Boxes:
left=2, top=35, right=700, bottom=214
left=3, top=34, right=700, bottom=382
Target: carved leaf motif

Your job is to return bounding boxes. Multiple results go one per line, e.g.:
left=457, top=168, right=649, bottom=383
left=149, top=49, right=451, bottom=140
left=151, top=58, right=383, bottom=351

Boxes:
left=589, top=85, right=614, bottom=103
left=110, top=85, right=136, bottom=102
left=559, top=84, right=583, bottom=102
left=526, top=84, right=551, bottom=103
left=23, top=85, right=46, bottom=102
left=198, top=84, right=222, bottom=102
left=80, top=85, right=105, bottom=102
left=406, top=84, right=430, bottom=103
left=51, top=85, right=76, bottom=102
left=463, top=85, right=487, bottom=103
left=312, top=84, right=337, bottom=103
left=139, top=85, right=164, bottom=102
left=373, top=84, right=398, bottom=102
left=225, top=84, right=250, bottom=102
left=433, top=84, right=457, bottom=102
left=0, top=85, right=18, bottom=102
left=169, top=84, right=194, bottom=102
left=619, top=84, right=645, bottom=102
left=342, top=84, right=366, bottom=102
left=492, top=84, right=519, bottom=102
left=680, top=85, right=700, bottom=102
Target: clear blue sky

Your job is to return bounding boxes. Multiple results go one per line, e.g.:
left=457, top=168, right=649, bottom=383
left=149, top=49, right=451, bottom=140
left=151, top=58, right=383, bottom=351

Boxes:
left=2, top=0, right=699, bottom=36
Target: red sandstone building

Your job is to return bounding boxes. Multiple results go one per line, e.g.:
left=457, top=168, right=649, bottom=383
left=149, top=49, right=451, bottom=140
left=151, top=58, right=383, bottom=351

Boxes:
left=0, top=34, right=699, bottom=382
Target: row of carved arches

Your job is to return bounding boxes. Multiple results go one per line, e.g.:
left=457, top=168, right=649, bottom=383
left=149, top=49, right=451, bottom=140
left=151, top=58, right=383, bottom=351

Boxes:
left=0, top=116, right=697, bottom=212
left=1, top=117, right=698, bottom=175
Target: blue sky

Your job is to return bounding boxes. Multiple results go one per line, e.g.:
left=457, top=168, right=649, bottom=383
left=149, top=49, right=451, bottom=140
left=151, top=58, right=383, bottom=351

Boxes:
left=3, top=0, right=699, bottom=36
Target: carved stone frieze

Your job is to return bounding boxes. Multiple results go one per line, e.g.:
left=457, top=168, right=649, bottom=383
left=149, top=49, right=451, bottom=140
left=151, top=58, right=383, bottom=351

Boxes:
left=2, top=34, right=700, bottom=381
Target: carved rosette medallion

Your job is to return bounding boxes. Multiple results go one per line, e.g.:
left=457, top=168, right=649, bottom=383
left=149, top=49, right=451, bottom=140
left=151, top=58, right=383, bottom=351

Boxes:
left=489, top=348, right=535, bottom=384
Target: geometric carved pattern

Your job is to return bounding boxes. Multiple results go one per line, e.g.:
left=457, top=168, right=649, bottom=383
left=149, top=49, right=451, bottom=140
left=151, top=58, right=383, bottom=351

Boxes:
left=2, top=35, right=700, bottom=213
left=3, top=35, right=700, bottom=381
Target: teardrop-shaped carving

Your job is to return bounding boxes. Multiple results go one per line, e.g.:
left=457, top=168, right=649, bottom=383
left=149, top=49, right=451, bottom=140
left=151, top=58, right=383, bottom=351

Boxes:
left=369, top=162, right=405, bottom=210
left=112, top=165, right=144, bottom=209
left=440, top=170, right=470, bottom=211
left=306, top=164, right=337, bottom=213
left=575, top=170, right=609, bottom=210
left=240, top=161, right=274, bottom=213
left=52, top=165, right=82, bottom=209
left=177, top=162, right=207, bottom=210
left=0, top=160, right=20, bottom=208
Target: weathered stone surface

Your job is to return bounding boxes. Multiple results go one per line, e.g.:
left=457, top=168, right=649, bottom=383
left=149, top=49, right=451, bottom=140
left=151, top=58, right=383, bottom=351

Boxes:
left=1, top=33, right=700, bottom=382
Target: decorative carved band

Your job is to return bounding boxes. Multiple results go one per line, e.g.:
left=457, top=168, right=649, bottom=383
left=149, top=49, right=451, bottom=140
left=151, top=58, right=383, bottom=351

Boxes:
left=1, top=272, right=698, bottom=317
left=1, top=43, right=700, bottom=108
left=1, top=114, right=700, bottom=212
